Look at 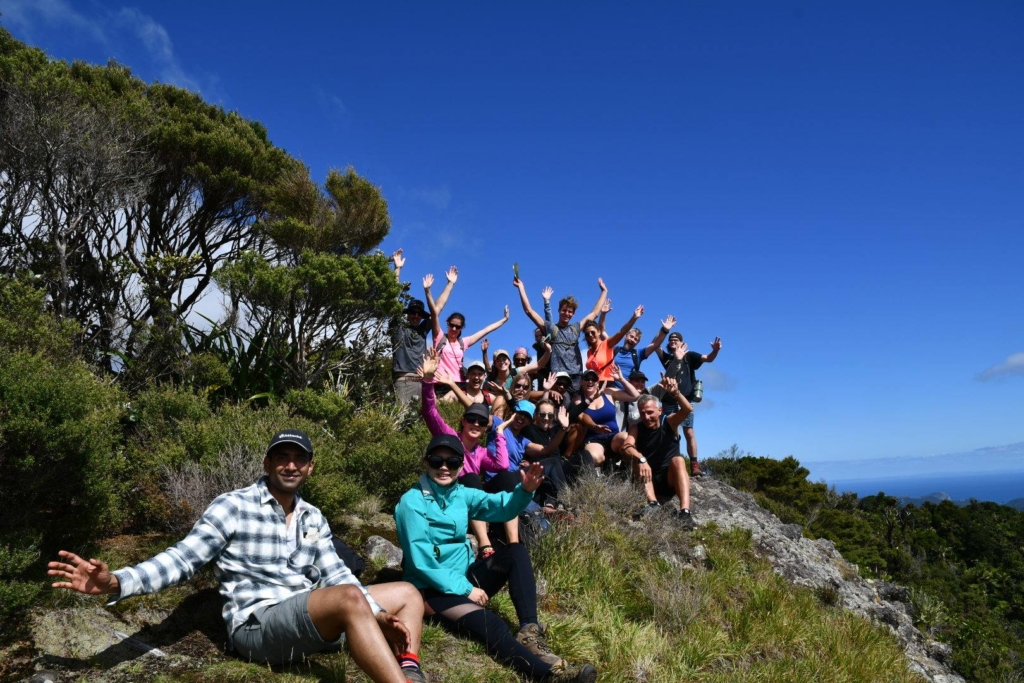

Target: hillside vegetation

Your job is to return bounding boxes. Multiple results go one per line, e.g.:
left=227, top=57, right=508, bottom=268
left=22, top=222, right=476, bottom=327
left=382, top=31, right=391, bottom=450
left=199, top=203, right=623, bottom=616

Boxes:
left=707, top=449, right=1024, bottom=682
left=0, top=27, right=1007, bottom=682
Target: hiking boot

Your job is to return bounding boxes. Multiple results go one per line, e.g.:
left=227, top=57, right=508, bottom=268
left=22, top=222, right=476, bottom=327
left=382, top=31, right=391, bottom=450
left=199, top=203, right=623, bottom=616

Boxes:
left=675, top=508, right=696, bottom=530
left=634, top=501, right=661, bottom=520
left=549, top=662, right=598, bottom=683
left=403, top=667, right=428, bottom=683
left=516, top=622, right=563, bottom=668
left=690, top=459, right=705, bottom=477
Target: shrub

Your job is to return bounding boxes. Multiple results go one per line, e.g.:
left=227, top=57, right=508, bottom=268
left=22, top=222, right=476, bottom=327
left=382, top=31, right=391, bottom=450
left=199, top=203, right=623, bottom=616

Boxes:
left=0, top=536, right=42, bottom=641
left=0, top=349, right=126, bottom=547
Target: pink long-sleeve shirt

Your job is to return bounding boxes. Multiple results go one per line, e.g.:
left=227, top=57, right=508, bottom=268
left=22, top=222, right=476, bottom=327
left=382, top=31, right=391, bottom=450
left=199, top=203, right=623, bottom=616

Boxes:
left=421, top=383, right=508, bottom=477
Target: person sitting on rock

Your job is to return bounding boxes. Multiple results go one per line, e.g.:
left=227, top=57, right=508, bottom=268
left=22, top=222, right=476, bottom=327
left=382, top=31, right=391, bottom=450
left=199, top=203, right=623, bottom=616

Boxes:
left=47, top=430, right=429, bottom=683
left=394, top=433, right=598, bottom=683
left=613, top=375, right=697, bottom=527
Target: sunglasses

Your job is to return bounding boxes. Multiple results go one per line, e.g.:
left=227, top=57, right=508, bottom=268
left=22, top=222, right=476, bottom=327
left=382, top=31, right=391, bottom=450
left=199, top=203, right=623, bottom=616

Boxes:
left=463, top=415, right=488, bottom=427
left=426, top=454, right=464, bottom=470
left=448, top=322, right=463, bottom=330
left=514, top=384, right=530, bottom=390
left=513, top=357, right=528, bottom=364
left=537, top=412, right=555, bottom=419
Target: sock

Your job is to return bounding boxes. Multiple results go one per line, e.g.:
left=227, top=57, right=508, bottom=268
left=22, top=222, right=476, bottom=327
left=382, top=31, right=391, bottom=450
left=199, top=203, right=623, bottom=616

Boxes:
left=682, top=508, right=690, bottom=514
left=398, top=651, right=420, bottom=671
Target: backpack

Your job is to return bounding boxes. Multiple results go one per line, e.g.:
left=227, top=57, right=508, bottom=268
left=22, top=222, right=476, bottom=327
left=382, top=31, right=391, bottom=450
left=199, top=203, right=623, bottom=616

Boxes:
left=435, top=335, right=467, bottom=379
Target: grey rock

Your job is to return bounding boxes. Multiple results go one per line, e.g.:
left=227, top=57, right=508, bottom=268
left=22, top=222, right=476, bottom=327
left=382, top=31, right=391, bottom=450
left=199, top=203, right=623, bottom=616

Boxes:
left=692, top=477, right=965, bottom=683
left=365, top=535, right=403, bottom=570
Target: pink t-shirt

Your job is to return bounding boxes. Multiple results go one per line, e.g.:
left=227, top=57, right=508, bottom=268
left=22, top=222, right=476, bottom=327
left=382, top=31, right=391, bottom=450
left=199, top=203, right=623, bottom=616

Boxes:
left=435, top=335, right=465, bottom=381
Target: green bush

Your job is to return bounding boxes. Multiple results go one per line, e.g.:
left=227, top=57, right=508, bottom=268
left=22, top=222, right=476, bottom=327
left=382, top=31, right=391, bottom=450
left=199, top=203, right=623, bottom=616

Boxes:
left=0, top=536, right=42, bottom=640
left=0, top=350, right=127, bottom=546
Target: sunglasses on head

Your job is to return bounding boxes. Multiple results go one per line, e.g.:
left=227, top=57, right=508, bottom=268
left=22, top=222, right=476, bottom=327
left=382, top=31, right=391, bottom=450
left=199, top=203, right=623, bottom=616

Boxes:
left=463, top=415, right=488, bottom=427
left=426, top=454, right=464, bottom=470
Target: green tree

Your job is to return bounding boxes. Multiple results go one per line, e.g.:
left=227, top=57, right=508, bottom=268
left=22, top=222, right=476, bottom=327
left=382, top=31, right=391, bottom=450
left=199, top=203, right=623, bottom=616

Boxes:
left=216, top=166, right=402, bottom=391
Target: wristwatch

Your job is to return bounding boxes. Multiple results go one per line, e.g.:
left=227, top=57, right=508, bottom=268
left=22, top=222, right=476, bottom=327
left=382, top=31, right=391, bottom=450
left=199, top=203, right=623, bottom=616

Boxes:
left=637, top=456, right=647, bottom=464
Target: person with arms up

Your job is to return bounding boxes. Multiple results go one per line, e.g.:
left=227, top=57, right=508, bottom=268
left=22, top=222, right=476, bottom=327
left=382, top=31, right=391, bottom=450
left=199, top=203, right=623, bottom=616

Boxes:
left=651, top=328, right=722, bottom=476
left=390, top=249, right=454, bottom=406
left=423, top=270, right=509, bottom=390
left=513, top=275, right=608, bottom=394
left=614, top=376, right=697, bottom=528
left=48, top=430, right=429, bottom=683
left=395, top=434, right=598, bottom=683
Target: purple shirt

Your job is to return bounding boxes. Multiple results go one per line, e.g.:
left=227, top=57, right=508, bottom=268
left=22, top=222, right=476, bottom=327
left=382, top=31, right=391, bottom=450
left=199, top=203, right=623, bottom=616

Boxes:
left=421, top=383, right=508, bottom=476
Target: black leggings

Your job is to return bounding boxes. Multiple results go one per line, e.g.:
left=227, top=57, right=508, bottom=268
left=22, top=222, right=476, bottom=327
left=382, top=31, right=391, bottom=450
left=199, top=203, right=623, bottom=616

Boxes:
left=425, top=544, right=552, bottom=680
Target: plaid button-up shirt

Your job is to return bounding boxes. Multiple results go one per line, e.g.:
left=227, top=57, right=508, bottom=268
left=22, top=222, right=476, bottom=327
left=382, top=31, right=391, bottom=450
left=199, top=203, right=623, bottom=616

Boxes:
left=111, top=477, right=380, bottom=636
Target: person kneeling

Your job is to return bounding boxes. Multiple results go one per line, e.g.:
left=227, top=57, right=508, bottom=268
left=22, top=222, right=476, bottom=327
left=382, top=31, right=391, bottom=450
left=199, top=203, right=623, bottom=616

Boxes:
left=614, top=376, right=697, bottom=527
left=48, top=430, right=427, bottom=683
left=395, top=434, right=598, bottom=683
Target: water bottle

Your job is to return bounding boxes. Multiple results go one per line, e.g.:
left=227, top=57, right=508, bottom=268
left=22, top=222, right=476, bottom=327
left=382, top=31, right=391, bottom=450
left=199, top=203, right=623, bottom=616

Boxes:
left=692, top=379, right=703, bottom=403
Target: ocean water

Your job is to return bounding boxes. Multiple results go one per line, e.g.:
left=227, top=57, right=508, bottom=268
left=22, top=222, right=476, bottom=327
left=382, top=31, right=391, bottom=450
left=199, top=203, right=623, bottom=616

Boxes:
left=826, top=470, right=1024, bottom=504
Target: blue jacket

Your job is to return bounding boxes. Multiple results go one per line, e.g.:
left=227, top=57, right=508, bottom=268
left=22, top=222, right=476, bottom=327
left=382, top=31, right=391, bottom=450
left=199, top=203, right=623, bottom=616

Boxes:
left=394, top=473, right=533, bottom=596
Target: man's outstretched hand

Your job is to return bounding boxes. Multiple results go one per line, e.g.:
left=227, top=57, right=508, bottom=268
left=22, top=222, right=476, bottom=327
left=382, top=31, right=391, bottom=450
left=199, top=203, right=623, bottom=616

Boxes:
left=376, top=611, right=413, bottom=655
left=48, top=550, right=119, bottom=595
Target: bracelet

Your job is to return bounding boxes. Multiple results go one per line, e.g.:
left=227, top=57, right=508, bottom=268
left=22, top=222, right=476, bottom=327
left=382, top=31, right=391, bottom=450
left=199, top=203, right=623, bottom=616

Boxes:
left=660, top=326, right=670, bottom=334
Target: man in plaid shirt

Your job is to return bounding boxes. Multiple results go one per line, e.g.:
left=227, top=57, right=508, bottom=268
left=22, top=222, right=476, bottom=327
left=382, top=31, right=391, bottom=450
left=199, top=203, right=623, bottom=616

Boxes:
left=48, top=430, right=428, bottom=683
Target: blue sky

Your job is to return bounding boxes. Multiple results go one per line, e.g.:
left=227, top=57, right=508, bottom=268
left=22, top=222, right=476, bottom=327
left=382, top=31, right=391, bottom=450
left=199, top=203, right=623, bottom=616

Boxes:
left=3, top=1, right=1022, bottom=473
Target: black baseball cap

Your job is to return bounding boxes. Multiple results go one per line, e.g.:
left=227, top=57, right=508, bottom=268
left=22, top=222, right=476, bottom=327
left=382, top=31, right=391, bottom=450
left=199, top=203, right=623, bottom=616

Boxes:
left=266, top=429, right=313, bottom=458
left=405, top=299, right=428, bottom=315
left=426, top=434, right=465, bottom=458
left=668, top=331, right=684, bottom=342
left=463, top=402, right=489, bottom=421
left=582, top=369, right=600, bottom=381
left=628, top=369, right=648, bottom=382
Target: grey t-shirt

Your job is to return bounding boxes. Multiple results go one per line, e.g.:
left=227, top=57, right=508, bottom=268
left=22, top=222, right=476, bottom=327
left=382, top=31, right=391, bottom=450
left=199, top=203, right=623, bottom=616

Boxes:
left=392, top=319, right=432, bottom=374
left=543, top=300, right=583, bottom=377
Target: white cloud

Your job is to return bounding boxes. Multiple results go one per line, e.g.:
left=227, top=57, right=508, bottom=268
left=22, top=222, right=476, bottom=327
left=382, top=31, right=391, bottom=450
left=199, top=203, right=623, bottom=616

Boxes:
left=410, top=186, right=452, bottom=210
left=113, top=8, right=200, bottom=92
left=0, top=1, right=208, bottom=94
left=701, top=366, right=736, bottom=391
left=316, top=89, right=349, bottom=118
left=977, top=352, right=1024, bottom=382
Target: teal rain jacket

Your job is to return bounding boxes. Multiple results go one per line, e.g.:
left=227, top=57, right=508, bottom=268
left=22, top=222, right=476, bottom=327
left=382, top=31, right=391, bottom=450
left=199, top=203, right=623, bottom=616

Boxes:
left=394, top=473, right=533, bottom=596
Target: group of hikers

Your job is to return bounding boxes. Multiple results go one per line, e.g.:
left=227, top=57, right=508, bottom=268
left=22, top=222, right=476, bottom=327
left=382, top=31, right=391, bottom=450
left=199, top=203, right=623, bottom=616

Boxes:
left=47, top=249, right=723, bottom=683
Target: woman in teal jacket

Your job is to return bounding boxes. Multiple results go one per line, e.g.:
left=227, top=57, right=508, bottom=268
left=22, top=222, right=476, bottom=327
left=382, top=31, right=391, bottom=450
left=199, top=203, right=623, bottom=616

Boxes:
left=395, top=434, right=597, bottom=683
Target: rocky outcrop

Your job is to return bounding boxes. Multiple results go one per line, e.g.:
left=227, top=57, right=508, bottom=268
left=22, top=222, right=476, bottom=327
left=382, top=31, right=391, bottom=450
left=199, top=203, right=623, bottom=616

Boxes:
left=691, top=477, right=963, bottom=683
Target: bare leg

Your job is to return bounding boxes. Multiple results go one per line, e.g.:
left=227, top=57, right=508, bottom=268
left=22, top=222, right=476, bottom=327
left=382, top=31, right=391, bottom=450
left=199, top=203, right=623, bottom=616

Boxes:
left=667, top=456, right=691, bottom=510
left=684, top=426, right=697, bottom=462
left=584, top=442, right=605, bottom=468
left=306, top=585, right=407, bottom=683
left=367, top=582, right=424, bottom=655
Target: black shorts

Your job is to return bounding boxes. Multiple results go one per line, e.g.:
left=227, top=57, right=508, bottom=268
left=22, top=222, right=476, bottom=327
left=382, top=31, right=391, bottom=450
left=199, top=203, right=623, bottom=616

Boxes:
left=651, top=453, right=685, bottom=499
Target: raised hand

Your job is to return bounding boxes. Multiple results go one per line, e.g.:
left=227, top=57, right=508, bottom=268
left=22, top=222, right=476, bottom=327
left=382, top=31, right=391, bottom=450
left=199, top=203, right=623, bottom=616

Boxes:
left=661, top=314, right=676, bottom=329
left=418, top=347, right=440, bottom=381
left=659, top=373, right=679, bottom=395
left=610, top=363, right=624, bottom=381
left=485, top=380, right=506, bottom=395
left=711, top=336, right=722, bottom=352
left=543, top=374, right=557, bottom=391
left=634, top=305, right=644, bottom=318
left=434, top=369, right=456, bottom=386
left=556, top=405, right=569, bottom=428
left=391, top=249, right=405, bottom=269
left=597, top=277, right=607, bottom=291
left=48, top=550, right=119, bottom=595
left=520, top=462, right=546, bottom=492
left=422, top=273, right=434, bottom=289
left=541, top=286, right=553, bottom=301
left=446, top=266, right=458, bottom=283
left=502, top=305, right=510, bottom=321
left=513, top=276, right=525, bottom=289
left=481, top=338, right=489, bottom=353
left=601, top=299, right=612, bottom=313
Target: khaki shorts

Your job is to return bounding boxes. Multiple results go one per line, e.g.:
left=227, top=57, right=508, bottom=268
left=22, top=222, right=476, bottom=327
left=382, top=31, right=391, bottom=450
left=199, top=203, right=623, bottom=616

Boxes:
left=231, top=590, right=343, bottom=663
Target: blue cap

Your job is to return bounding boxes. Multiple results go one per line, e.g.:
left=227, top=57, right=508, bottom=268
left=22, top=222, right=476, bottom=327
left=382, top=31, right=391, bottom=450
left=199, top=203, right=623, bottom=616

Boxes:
left=513, top=400, right=535, bottom=417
